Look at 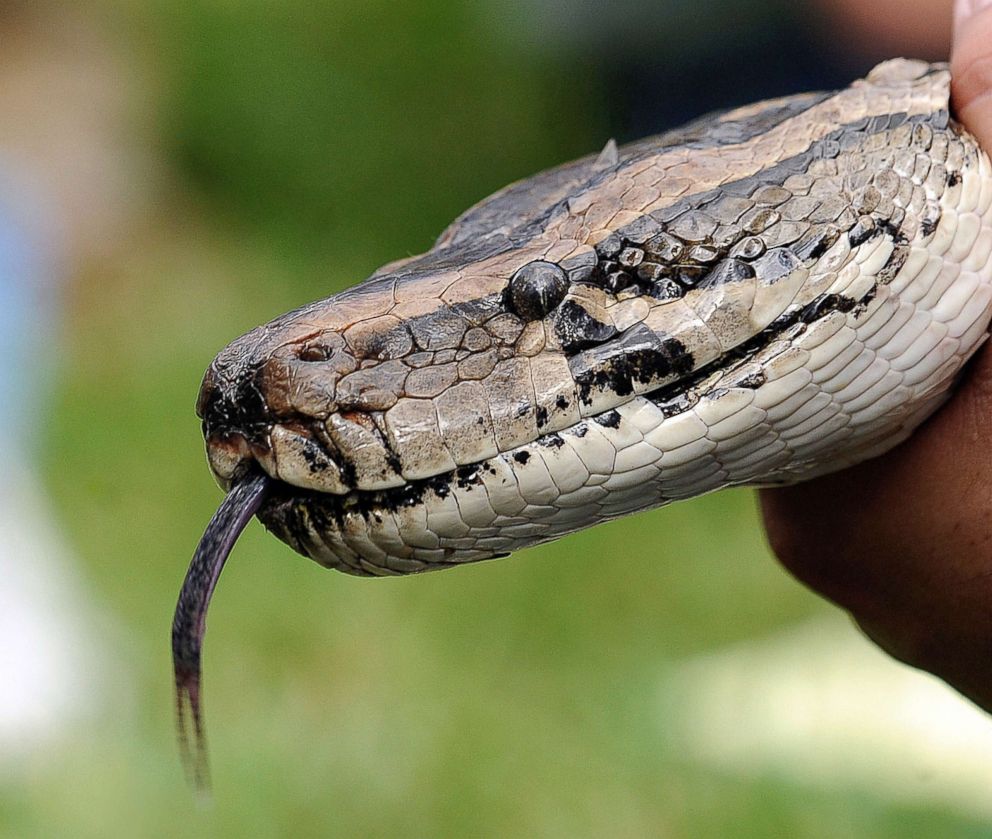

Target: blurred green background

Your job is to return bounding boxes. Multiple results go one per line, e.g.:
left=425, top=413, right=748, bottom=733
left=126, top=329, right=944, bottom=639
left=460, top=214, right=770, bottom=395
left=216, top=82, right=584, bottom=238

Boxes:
left=3, top=0, right=990, bottom=836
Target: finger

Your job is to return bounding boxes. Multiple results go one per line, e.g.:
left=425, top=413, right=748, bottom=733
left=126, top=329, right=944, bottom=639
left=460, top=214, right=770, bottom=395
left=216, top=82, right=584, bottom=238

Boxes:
left=952, top=0, right=992, bottom=148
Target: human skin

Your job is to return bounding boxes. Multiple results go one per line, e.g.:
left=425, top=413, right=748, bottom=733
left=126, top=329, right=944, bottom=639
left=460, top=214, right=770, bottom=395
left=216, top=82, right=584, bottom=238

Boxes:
left=760, top=0, right=992, bottom=711
left=811, top=0, right=954, bottom=61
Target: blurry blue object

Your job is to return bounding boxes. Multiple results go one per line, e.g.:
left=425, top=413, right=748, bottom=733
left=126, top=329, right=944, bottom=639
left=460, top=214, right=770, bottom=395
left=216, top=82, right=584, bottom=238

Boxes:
left=0, top=164, right=61, bottom=458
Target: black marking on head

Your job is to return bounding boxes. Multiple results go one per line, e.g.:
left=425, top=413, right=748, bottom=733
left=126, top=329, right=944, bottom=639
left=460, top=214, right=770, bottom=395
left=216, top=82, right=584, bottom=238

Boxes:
left=737, top=370, right=767, bottom=389
left=697, top=258, right=755, bottom=289
left=603, top=269, right=632, bottom=294
left=794, top=227, right=841, bottom=261
left=594, top=232, right=623, bottom=259
left=848, top=217, right=880, bottom=248
left=197, top=363, right=271, bottom=440
left=457, top=465, right=481, bottom=488
left=655, top=392, right=699, bottom=418
left=594, top=410, right=621, bottom=428
left=877, top=243, right=911, bottom=284
left=570, top=324, right=695, bottom=407
left=752, top=248, right=805, bottom=283
left=799, top=292, right=858, bottom=322
left=851, top=284, right=879, bottom=316
left=311, top=425, right=359, bottom=488
left=384, top=449, right=404, bottom=476
left=574, top=357, right=632, bottom=406
left=661, top=338, right=695, bottom=377
left=647, top=279, right=684, bottom=301
left=876, top=218, right=909, bottom=245
left=624, top=330, right=694, bottom=385
left=555, top=300, right=618, bottom=353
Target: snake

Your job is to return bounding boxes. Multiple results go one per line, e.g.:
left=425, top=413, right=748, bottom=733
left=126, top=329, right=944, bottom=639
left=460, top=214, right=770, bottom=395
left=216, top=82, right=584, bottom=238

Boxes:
left=172, top=59, right=992, bottom=784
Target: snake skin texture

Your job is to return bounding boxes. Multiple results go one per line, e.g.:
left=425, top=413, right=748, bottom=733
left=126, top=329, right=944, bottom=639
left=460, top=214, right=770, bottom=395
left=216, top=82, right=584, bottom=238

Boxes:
left=196, top=59, right=992, bottom=576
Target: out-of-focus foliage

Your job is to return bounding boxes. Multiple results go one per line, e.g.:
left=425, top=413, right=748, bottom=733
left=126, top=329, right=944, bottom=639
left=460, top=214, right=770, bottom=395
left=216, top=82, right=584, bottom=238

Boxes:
left=160, top=2, right=606, bottom=257
left=2, top=1, right=988, bottom=837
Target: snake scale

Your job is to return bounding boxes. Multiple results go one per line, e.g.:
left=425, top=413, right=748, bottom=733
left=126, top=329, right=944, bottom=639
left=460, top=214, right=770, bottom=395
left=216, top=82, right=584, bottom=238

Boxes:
left=173, top=59, right=992, bottom=782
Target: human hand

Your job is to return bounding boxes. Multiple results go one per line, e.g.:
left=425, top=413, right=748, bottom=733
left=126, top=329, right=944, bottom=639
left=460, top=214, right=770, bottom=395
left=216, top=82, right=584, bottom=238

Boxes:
left=759, top=0, right=992, bottom=712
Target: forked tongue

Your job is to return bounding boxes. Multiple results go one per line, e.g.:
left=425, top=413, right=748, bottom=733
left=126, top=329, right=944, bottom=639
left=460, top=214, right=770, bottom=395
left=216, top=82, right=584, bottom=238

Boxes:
left=172, top=468, right=270, bottom=793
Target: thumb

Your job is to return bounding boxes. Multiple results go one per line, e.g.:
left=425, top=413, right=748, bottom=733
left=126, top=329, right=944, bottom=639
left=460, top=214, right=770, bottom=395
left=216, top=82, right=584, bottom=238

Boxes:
left=952, top=0, right=992, bottom=148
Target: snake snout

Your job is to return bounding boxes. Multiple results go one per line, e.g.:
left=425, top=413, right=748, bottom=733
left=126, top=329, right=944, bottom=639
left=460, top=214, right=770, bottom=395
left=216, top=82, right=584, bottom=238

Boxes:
left=198, top=329, right=385, bottom=494
left=196, top=359, right=274, bottom=486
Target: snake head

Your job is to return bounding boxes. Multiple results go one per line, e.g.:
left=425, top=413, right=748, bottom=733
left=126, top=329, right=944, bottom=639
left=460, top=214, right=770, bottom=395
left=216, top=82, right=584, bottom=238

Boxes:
left=194, top=242, right=578, bottom=496
left=178, top=57, right=992, bottom=785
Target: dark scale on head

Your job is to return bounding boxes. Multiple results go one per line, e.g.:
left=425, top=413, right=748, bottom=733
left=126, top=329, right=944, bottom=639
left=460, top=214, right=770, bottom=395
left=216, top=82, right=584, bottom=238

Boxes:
left=647, top=279, right=683, bottom=301
left=794, top=227, right=841, bottom=261
left=877, top=243, right=911, bottom=284
left=555, top=299, right=619, bottom=353
left=197, top=363, right=271, bottom=442
left=736, top=370, right=767, bottom=389
left=848, top=215, right=879, bottom=247
left=799, top=292, right=859, bottom=322
left=594, top=231, right=623, bottom=259
left=603, top=269, right=632, bottom=294
left=697, top=258, right=755, bottom=289
left=594, top=410, right=622, bottom=428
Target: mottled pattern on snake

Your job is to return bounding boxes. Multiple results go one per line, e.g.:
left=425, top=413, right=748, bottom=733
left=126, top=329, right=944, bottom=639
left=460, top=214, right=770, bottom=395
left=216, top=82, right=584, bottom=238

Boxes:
left=196, top=59, right=992, bottom=577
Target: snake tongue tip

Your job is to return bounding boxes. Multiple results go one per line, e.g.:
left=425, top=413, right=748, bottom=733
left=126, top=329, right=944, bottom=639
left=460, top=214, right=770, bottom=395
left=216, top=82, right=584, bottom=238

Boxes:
left=175, top=662, right=212, bottom=795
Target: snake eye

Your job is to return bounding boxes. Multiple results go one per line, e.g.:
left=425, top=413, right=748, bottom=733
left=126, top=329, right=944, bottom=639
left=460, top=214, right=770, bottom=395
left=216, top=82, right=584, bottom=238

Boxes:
left=508, top=261, right=568, bottom=321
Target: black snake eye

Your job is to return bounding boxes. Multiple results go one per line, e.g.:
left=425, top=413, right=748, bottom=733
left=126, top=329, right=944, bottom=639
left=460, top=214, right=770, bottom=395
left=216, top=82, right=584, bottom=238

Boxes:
left=508, top=260, right=568, bottom=321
